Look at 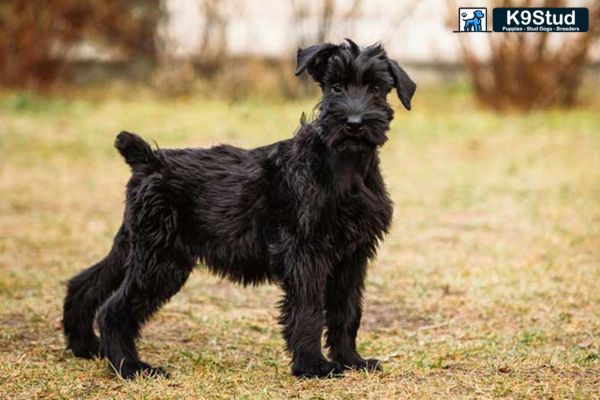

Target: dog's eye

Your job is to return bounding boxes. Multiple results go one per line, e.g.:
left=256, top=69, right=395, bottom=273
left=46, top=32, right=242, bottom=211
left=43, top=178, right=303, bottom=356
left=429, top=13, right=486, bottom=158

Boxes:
left=331, top=84, right=342, bottom=94
left=372, top=85, right=381, bottom=94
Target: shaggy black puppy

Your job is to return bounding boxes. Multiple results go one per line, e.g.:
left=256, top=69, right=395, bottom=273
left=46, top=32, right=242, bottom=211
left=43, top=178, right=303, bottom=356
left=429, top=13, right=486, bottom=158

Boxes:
left=63, top=39, right=416, bottom=379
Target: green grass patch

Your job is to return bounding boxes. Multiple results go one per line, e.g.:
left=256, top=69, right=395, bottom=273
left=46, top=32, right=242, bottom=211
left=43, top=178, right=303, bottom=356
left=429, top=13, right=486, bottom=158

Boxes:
left=0, top=85, right=599, bottom=399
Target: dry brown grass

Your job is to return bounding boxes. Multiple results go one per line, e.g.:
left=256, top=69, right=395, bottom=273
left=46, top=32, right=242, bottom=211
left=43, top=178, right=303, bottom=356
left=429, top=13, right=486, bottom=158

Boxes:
left=0, top=86, right=599, bottom=399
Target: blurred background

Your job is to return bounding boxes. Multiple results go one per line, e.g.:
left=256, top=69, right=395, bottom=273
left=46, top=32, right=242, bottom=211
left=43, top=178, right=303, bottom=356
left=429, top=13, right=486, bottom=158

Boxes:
left=1, top=1, right=599, bottom=398
left=1, top=0, right=599, bottom=105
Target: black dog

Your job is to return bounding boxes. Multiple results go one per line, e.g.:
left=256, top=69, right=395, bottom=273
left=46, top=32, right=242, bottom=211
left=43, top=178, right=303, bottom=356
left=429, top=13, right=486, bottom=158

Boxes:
left=63, top=39, right=415, bottom=379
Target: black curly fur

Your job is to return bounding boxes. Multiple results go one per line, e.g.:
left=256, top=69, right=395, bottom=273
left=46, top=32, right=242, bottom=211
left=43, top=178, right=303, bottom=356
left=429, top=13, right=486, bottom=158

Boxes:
left=62, top=39, right=416, bottom=379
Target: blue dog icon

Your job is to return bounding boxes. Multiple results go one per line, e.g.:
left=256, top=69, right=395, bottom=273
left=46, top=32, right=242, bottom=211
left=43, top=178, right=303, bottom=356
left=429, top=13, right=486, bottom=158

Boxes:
left=463, top=10, right=485, bottom=31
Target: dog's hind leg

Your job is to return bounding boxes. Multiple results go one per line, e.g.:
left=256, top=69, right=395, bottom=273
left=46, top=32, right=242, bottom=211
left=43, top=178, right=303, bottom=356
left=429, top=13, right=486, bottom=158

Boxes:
left=96, top=251, right=193, bottom=379
left=96, top=174, right=194, bottom=379
left=63, top=225, right=129, bottom=359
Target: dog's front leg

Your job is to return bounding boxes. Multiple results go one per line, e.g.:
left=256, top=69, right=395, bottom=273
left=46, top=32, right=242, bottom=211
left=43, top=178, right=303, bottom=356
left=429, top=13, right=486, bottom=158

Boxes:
left=278, top=249, right=343, bottom=378
left=324, top=251, right=381, bottom=372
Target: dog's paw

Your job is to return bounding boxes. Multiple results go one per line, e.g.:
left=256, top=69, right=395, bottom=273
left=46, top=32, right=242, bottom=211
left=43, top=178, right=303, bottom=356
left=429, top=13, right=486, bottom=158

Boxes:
left=114, top=361, right=170, bottom=380
left=337, top=355, right=383, bottom=372
left=292, top=358, right=344, bottom=378
left=351, top=358, right=382, bottom=372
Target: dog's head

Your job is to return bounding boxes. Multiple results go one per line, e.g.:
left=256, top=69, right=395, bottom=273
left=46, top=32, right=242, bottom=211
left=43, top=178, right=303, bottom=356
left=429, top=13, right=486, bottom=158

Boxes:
left=473, top=10, right=484, bottom=18
left=295, top=39, right=416, bottom=154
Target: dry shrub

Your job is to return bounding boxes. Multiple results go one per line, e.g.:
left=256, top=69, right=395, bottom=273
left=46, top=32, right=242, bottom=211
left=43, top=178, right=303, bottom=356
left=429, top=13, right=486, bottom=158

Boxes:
left=196, top=0, right=231, bottom=71
left=151, top=60, right=198, bottom=97
left=452, top=0, right=600, bottom=110
left=0, top=0, right=162, bottom=89
left=209, top=57, right=306, bottom=100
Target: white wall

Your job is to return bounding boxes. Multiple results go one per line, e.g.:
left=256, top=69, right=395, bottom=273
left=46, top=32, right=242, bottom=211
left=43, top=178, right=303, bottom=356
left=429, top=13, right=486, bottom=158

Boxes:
left=163, top=0, right=599, bottom=62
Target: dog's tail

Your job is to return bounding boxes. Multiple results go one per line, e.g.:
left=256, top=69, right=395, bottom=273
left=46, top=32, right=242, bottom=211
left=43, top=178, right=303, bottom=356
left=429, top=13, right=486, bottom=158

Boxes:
left=114, top=131, right=162, bottom=172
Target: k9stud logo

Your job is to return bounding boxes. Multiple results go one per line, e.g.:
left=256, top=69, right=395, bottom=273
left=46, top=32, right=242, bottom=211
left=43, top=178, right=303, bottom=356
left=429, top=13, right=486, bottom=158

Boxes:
left=453, top=6, right=589, bottom=33
left=493, top=7, right=589, bottom=32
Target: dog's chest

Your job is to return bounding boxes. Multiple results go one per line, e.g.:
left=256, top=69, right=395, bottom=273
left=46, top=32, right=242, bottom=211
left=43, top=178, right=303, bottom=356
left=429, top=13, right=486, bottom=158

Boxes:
left=319, top=184, right=391, bottom=251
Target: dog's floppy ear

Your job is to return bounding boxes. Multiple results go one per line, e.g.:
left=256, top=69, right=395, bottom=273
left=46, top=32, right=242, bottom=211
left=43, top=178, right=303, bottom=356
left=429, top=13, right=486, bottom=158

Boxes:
left=388, top=59, right=417, bottom=110
left=295, top=43, right=338, bottom=83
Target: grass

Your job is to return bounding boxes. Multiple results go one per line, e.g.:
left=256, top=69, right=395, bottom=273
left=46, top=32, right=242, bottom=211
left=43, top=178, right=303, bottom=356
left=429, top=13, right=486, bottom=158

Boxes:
left=0, top=85, right=599, bottom=399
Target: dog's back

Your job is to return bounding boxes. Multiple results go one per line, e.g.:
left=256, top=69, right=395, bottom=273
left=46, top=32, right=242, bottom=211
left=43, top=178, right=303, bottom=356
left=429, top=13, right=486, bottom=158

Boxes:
left=116, top=131, right=280, bottom=286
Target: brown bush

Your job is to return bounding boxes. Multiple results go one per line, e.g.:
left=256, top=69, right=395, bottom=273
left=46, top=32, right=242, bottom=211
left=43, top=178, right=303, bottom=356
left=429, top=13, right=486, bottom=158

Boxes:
left=452, top=0, right=600, bottom=111
left=0, top=0, right=162, bottom=89
left=208, top=57, right=304, bottom=100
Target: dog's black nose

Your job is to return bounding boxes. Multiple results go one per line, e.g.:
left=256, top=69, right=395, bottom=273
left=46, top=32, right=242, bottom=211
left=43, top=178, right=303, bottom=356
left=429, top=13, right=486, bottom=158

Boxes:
left=345, top=115, right=363, bottom=132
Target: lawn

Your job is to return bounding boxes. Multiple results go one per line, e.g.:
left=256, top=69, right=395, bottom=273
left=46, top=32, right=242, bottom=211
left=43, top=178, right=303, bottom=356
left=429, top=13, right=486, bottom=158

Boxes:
left=0, top=86, right=599, bottom=399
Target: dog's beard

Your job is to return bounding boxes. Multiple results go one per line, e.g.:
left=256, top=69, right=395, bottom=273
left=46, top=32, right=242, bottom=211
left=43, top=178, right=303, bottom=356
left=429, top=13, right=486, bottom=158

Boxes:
left=337, top=140, right=374, bottom=153
left=334, top=134, right=378, bottom=153
left=322, top=122, right=389, bottom=154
